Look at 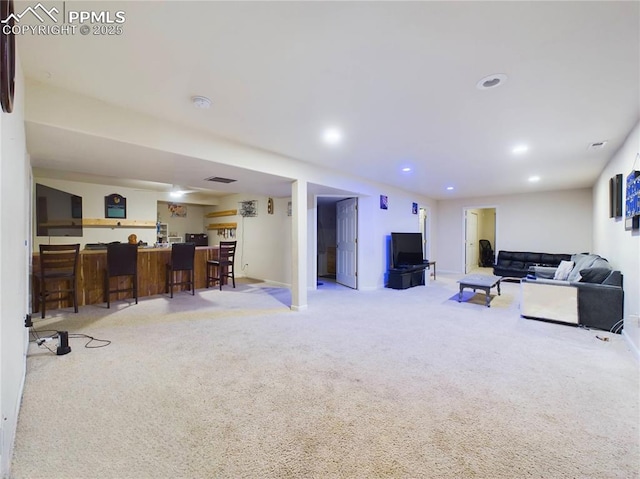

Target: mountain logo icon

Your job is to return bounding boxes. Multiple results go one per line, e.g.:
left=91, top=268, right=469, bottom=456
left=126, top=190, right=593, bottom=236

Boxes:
left=2, top=3, right=59, bottom=24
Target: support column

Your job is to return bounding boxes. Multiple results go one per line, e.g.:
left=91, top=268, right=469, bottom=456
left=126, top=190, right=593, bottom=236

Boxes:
left=291, top=180, right=308, bottom=311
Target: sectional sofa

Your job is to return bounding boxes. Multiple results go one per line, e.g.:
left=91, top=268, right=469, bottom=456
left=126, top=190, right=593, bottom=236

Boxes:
left=520, top=254, right=624, bottom=332
left=493, top=250, right=572, bottom=278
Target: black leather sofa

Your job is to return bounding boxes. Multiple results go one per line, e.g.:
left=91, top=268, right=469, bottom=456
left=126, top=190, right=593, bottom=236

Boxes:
left=493, top=250, right=572, bottom=278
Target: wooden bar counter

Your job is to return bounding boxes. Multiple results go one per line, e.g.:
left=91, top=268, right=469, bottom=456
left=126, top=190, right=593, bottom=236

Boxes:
left=32, top=246, right=219, bottom=313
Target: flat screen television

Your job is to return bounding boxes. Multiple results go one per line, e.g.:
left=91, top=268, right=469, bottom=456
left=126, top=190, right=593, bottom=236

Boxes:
left=391, top=232, right=424, bottom=267
left=36, top=183, right=83, bottom=237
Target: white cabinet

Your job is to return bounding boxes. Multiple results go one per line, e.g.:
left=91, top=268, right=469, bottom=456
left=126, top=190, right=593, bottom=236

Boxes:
left=157, top=223, right=168, bottom=243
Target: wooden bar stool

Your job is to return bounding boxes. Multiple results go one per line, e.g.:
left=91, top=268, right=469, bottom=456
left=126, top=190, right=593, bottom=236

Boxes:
left=104, top=243, right=138, bottom=308
left=36, top=244, right=80, bottom=318
left=206, top=241, right=237, bottom=290
left=166, top=243, right=196, bottom=298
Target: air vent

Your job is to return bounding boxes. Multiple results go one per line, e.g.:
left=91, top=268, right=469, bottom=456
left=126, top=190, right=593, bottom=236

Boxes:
left=204, top=176, right=237, bottom=183
left=588, top=141, right=607, bottom=151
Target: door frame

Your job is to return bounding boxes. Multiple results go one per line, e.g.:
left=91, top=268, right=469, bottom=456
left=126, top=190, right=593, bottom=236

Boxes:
left=462, top=205, right=498, bottom=273
left=419, top=206, right=432, bottom=262
left=314, top=195, right=359, bottom=289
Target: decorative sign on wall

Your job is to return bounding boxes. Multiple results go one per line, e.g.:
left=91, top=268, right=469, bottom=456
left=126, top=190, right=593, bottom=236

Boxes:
left=624, top=169, right=640, bottom=230
left=412, top=202, right=418, bottom=214
left=239, top=200, right=258, bottom=217
left=105, top=193, right=126, bottom=219
left=380, top=195, right=388, bottom=210
left=168, top=203, right=187, bottom=217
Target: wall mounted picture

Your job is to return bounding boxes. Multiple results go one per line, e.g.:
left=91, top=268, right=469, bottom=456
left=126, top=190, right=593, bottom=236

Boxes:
left=625, top=169, right=640, bottom=230
left=240, top=200, right=258, bottom=217
left=380, top=195, right=388, bottom=210
left=412, top=202, right=418, bottom=214
left=105, top=193, right=126, bottom=219
left=168, top=203, right=187, bottom=217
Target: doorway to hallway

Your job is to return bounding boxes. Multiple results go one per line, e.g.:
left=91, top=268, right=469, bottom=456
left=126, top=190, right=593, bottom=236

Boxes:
left=317, top=196, right=358, bottom=289
left=464, top=207, right=497, bottom=274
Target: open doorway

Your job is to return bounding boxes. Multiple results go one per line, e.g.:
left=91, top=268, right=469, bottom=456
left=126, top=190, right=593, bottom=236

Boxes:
left=464, top=207, right=496, bottom=274
left=317, top=196, right=358, bottom=289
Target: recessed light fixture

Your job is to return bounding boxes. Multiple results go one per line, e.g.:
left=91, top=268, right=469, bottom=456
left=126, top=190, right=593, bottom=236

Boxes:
left=191, top=95, right=212, bottom=109
left=528, top=176, right=541, bottom=183
left=402, top=167, right=412, bottom=172
left=476, top=73, right=508, bottom=90
left=512, top=144, right=529, bottom=154
left=446, top=186, right=454, bottom=191
left=322, top=127, right=343, bottom=146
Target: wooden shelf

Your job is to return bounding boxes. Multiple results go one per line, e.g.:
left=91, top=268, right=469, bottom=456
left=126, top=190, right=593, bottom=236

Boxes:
left=207, top=222, right=237, bottom=230
left=205, top=209, right=238, bottom=218
left=82, top=219, right=157, bottom=228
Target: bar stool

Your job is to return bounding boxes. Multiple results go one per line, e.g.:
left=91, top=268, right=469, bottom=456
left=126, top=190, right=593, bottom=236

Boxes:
left=166, top=242, right=196, bottom=298
left=104, top=243, right=138, bottom=308
left=206, top=241, right=237, bottom=290
left=36, top=244, right=80, bottom=318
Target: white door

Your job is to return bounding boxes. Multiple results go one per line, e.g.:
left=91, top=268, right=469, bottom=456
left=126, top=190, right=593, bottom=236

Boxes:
left=419, top=207, right=430, bottom=261
left=465, top=211, right=479, bottom=273
left=336, top=198, right=357, bottom=288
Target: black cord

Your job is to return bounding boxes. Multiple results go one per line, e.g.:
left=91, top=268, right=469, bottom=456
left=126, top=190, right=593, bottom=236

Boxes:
left=68, top=333, right=111, bottom=349
left=29, top=328, right=111, bottom=350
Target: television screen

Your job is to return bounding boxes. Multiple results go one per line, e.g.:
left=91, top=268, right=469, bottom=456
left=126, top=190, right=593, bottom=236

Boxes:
left=36, top=183, right=83, bottom=237
left=391, top=232, right=424, bottom=267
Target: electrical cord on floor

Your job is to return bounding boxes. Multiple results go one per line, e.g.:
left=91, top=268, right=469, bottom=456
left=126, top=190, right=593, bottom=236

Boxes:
left=68, top=333, right=111, bottom=349
left=29, top=328, right=111, bottom=351
left=609, top=319, right=624, bottom=335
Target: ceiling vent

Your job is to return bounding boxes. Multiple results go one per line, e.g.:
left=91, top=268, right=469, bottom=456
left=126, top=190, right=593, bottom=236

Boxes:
left=587, top=141, right=608, bottom=151
left=204, top=176, right=237, bottom=184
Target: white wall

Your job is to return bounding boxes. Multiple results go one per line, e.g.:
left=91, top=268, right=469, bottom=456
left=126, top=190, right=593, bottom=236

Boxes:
left=437, top=189, right=593, bottom=273
left=353, top=190, right=437, bottom=290
left=0, top=57, right=29, bottom=477
left=205, top=194, right=292, bottom=286
left=593, top=121, right=640, bottom=354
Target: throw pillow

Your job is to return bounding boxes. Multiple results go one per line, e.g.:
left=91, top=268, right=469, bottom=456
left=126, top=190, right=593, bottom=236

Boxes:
left=567, top=254, right=602, bottom=282
left=579, top=268, right=612, bottom=284
left=553, top=260, right=574, bottom=280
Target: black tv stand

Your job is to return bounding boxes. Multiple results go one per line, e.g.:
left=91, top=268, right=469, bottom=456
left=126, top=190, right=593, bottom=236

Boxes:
left=387, top=263, right=429, bottom=289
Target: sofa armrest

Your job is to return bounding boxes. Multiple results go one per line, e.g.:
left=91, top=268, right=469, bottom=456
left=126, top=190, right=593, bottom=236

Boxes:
left=572, top=283, right=624, bottom=332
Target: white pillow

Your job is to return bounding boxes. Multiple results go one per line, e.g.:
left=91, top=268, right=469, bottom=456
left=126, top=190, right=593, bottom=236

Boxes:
left=553, top=260, right=574, bottom=280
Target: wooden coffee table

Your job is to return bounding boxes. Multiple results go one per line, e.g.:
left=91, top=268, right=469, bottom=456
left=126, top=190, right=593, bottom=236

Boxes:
left=457, top=274, right=502, bottom=307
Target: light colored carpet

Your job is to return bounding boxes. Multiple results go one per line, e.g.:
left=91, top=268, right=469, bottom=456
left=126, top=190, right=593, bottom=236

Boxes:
left=11, top=275, right=639, bottom=479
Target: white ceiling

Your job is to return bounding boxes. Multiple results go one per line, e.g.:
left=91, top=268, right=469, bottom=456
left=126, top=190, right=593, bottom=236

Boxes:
left=16, top=0, right=640, bottom=200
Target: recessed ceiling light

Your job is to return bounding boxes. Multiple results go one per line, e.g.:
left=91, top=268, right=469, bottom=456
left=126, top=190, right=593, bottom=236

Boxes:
left=528, top=176, right=541, bottom=183
left=402, top=167, right=411, bottom=172
left=191, top=95, right=212, bottom=109
left=322, top=127, right=343, bottom=146
left=476, top=73, right=508, bottom=90
left=446, top=186, right=454, bottom=191
left=512, top=145, right=529, bottom=154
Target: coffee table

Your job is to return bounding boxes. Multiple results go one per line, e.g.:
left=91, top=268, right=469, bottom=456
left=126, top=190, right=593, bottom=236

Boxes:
left=457, top=274, right=502, bottom=307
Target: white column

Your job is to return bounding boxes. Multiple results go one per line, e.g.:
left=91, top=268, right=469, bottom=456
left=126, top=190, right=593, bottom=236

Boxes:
left=291, top=180, right=308, bottom=311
